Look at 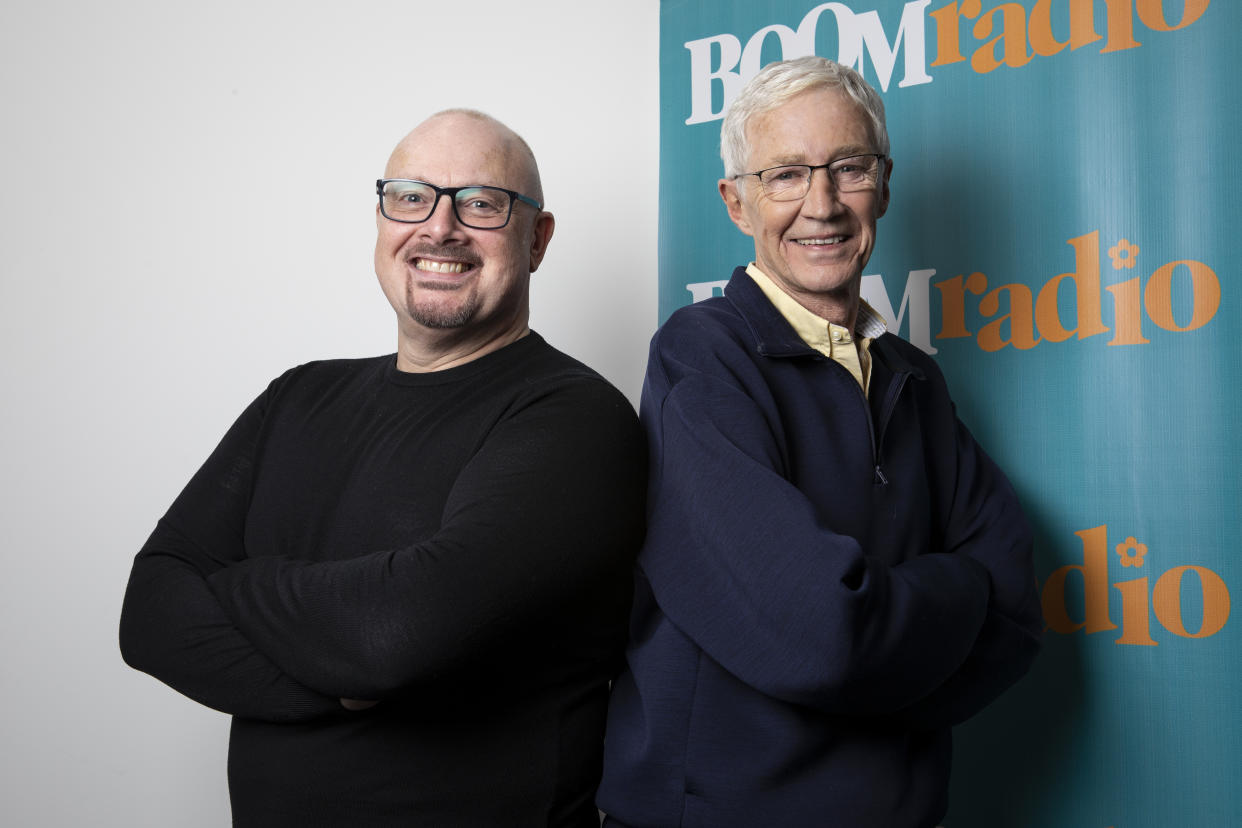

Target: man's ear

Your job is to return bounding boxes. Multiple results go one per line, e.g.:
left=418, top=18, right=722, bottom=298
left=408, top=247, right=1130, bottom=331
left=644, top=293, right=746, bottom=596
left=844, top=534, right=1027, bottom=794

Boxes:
left=719, top=178, right=755, bottom=237
left=528, top=211, right=556, bottom=273
left=876, top=157, right=893, bottom=219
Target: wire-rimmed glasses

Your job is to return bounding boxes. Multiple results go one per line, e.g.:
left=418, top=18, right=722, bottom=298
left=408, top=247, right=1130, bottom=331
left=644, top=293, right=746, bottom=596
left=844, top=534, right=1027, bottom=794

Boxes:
left=736, top=153, right=887, bottom=201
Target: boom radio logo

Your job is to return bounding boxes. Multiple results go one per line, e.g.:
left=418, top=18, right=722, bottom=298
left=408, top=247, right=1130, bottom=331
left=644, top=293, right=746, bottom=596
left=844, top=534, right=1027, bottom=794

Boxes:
left=679, top=2, right=1220, bottom=354
left=686, top=229, right=1221, bottom=354
left=684, top=0, right=1211, bottom=124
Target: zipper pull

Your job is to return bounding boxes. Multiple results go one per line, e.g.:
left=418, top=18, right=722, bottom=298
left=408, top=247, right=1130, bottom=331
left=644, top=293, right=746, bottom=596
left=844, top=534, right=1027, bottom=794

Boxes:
left=874, top=465, right=888, bottom=485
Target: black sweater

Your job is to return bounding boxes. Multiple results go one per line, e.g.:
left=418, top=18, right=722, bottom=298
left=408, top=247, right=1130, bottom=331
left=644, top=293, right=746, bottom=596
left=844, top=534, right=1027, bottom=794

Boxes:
left=121, top=332, right=646, bottom=827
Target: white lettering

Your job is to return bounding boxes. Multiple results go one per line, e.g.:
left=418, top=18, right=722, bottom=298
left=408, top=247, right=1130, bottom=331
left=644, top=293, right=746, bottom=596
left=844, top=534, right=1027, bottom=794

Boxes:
left=685, top=1, right=934, bottom=125
left=686, top=280, right=729, bottom=302
left=740, top=24, right=807, bottom=79
left=861, top=269, right=937, bottom=354
left=829, top=1, right=932, bottom=90
left=684, top=34, right=743, bottom=125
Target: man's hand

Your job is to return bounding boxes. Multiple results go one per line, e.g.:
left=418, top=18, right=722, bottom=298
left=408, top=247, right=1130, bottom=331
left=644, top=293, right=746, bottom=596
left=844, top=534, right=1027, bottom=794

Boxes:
left=340, top=698, right=379, bottom=711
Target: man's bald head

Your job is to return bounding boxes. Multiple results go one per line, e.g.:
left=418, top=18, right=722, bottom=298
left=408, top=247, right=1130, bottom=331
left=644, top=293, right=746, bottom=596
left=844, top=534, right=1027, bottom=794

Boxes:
left=384, top=109, right=544, bottom=204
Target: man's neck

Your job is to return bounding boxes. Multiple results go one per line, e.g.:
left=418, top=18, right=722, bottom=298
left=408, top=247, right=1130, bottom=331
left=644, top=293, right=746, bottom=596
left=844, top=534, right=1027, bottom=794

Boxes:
left=395, top=319, right=530, bottom=373
left=747, top=263, right=860, bottom=332
left=795, top=283, right=859, bottom=332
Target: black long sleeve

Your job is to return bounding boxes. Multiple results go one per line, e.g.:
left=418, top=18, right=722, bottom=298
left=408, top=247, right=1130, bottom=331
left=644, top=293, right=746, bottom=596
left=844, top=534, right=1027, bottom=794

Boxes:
left=119, top=386, right=340, bottom=722
left=119, top=333, right=646, bottom=826
left=205, top=356, right=646, bottom=699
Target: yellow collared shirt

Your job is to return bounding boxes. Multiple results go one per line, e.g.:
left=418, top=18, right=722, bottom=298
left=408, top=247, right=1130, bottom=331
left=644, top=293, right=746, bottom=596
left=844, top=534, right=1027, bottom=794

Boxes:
left=746, top=263, right=889, bottom=397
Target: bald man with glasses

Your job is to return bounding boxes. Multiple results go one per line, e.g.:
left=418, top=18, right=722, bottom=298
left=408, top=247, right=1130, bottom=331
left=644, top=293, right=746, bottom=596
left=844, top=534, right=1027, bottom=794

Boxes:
left=121, top=109, right=645, bottom=827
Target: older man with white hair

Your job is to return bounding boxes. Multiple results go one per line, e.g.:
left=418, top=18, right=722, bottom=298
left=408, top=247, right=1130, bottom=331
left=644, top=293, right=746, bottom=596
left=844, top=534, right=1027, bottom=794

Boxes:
left=598, top=57, right=1041, bottom=828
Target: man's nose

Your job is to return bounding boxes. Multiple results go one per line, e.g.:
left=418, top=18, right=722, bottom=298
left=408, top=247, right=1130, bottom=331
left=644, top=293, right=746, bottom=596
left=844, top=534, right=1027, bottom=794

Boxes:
left=800, top=166, right=843, bottom=218
left=419, top=193, right=467, bottom=238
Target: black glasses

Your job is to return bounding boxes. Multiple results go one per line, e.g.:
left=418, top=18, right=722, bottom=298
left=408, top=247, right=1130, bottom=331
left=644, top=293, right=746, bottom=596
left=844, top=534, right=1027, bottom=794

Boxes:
left=736, top=153, right=887, bottom=201
left=376, top=179, right=542, bottom=230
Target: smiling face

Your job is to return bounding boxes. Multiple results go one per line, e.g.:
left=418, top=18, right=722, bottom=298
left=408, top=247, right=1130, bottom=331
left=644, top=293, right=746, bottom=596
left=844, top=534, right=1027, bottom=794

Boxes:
left=374, top=112, right=553, bottom=364
left=719, top=87, right=891, bottom=325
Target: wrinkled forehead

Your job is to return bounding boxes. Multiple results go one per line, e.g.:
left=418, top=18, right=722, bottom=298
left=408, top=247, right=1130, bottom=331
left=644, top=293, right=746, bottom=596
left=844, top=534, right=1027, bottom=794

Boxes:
left=384, top=115, right=535, bottom=193
left=745, top=88, right=876, bottom=166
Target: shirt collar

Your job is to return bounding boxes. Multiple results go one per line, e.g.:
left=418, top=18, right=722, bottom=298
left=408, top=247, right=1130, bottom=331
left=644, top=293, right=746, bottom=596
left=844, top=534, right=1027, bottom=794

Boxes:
left=744, top=263, right=889, bottom=345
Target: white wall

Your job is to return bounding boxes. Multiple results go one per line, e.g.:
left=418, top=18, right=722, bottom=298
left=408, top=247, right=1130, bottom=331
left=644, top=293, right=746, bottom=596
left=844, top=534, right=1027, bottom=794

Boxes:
left=0, top=2, right=658, bottom=824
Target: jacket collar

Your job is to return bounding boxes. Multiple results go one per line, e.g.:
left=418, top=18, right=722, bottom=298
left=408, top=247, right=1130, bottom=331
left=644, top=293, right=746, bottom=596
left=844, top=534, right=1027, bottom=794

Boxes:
left=724, top=266, right=818, bottom=358
left=723, top=265, right=925, bottom=380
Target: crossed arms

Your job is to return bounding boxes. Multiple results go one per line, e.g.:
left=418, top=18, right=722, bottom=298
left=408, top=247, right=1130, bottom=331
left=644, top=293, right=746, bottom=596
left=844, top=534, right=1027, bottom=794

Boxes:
left=120, top=371, right=645, bottom=721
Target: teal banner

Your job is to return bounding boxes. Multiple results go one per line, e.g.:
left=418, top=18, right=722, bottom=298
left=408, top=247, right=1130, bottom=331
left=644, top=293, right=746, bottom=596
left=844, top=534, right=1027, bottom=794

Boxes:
left=658, top=1, right=1238, bottom=825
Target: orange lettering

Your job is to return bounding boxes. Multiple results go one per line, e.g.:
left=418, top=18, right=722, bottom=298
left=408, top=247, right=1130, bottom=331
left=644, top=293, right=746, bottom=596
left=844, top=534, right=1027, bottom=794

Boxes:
left=1136, top=0, right=1211, bottom=32
left=1041, top=526, right=1118, bottom=634
left=1153, top=565, right=1231, bottom=638
left=1029, top=0, right=1070, bottom=56
left=1100, top=0, right=1142, bottom=53
left=934, top=272, right=987, bottom=339
left=971, top=3, right=1033, bottom=72
left=1114, top=577, right=1158, bottom=646
left=1144, top=260, right=1220, bottom=332
left=930, top=1, right=977, bottom=67
left=979, top=283, right=1039, bottom=350
left=1104, top=277, right=1150, bottom=345
left=1067, top=0, right=1105, bottom=50
left=1034, top=232, right=1110, bottom=342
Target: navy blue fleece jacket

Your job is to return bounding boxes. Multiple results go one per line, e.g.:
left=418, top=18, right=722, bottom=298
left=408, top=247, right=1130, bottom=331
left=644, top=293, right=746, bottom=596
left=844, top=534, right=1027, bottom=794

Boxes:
left=598, top=268, right=1041, bottom=828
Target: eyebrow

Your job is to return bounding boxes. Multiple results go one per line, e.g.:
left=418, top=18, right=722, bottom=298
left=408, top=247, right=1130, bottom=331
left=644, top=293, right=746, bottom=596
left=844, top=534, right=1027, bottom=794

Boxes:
left=765, top=145, right=874, bottom=166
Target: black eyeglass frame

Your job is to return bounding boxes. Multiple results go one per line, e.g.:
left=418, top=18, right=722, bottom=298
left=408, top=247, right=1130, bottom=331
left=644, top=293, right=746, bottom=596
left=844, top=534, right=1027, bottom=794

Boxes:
left=733, top=153, right=889, bottom=199
left=375, top=178, right=543, bottom=230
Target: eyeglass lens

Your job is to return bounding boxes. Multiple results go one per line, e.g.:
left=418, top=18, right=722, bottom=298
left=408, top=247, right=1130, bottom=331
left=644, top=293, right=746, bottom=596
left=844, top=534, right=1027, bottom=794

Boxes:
left=758, top=155, right=882, bottom=199
left=381, top=181, right=513, bottom=228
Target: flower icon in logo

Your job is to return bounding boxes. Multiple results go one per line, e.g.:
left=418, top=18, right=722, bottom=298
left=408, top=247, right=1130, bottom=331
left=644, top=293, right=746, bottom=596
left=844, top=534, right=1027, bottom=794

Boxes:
left=1109, top=239, right=1140, bottom=269
left=1116, top=536, right=1148, bottom=568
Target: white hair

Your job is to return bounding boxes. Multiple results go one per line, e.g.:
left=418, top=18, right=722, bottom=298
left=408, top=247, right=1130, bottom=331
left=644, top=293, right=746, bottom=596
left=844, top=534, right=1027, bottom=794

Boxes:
left=720, top=57, right=890, bottom=178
